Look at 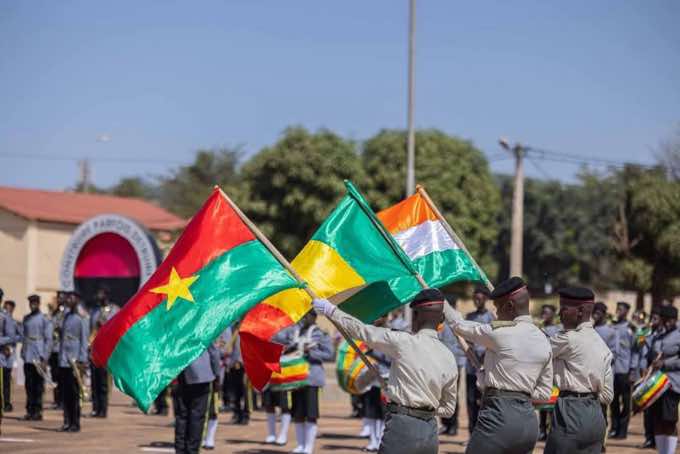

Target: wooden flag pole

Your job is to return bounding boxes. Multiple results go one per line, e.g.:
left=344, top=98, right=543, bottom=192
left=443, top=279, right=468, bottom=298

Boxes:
left=216, top=187, right=387, bottom=389
left=416, top=185, right=494, bottom=292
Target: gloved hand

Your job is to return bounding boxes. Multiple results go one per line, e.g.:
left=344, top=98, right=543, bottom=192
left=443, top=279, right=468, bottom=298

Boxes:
left=312, top=298, right=336, bottom=317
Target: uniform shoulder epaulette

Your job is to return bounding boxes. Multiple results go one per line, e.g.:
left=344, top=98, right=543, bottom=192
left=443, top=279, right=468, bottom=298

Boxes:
left=491, top=321, right=517, bottom=330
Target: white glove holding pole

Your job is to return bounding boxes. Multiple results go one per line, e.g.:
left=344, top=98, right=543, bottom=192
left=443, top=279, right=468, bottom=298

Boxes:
left=313, top=298, right=335, bottom=317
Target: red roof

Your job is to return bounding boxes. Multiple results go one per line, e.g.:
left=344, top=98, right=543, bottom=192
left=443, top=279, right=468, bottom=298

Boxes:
left=0, top=186, right=185, bottom=231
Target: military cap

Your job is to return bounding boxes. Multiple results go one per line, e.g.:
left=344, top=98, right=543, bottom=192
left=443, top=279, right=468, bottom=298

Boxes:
left=27, top=294, right=40, bottom=302
left=490, top=276, right=526, bottom=300
left=660, top=305, right=678, bottom=320
left=558, top=287, right=595, bottom=306
left=593, top=302, right=608, bottom=313
left=409, top=288, right=445, bottom=309
left=616, top=301, right=631, bottom=310
left=473, top=285, right=491, bottom=297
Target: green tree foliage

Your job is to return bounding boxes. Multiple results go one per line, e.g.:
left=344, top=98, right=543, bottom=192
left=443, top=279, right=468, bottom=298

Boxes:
left=362, top=129, right=500, bottom=278
left=238, top=127, right=365, bottom=258
left=158, top=148, right=241, bottom=219
left=110, top=176, right=158, bottom=200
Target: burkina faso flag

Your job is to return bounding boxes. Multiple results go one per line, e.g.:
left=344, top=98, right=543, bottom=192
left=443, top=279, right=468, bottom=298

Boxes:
left=91, top=187, right=301, bottom=412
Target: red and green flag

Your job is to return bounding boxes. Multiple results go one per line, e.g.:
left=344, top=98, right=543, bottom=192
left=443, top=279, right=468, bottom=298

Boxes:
left=91, top=188, right=301, bottom=412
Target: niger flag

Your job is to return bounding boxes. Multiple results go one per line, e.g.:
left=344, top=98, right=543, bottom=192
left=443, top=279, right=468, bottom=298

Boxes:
left=91, top=188, right=301, bottom=412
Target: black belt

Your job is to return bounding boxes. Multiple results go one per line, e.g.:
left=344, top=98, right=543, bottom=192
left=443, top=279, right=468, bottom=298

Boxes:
left=560, top=390, right=597, bottom=399
left=386, top=402, right=435, bottom=420
left=483, top=388, right=531, bottom=399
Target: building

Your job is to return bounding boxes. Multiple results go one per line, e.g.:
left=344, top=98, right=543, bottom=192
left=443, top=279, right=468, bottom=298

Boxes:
left=0, top=186, right=185, bottom=318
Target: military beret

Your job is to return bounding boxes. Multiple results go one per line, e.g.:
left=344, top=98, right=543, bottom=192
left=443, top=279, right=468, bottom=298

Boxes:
left=660, top=305, right=678, bottom=320
left=616, top=301, right=631, bottom=310
left=410, top=288, right=445, bottom=309
left=558, top=287, right=595, bottom=306
left=490, top=276, right=526, bottom=300
left=473, top=285, right=491, bottom=297
left=27, top=294, right=40, bottom=302
left=593, top=302, right=608, bottom=313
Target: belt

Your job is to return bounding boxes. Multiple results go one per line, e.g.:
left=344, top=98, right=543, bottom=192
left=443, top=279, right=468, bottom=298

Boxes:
left=386, top=402, right=435, bottom=420
left=483, top=388, right=531, bottom=399
left=560, top=390, right=597, bottom=399
left=26, top=336, right=43, bottom=342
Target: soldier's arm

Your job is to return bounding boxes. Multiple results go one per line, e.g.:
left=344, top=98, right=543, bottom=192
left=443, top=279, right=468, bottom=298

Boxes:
left=436, top=372, right=458, bottom=418
left=43, top=319, right=54, bottom=360
left=442, top=304, right=497, bottom=351
left=532, top=352, right=554, bottom=401
left=79, top=318, right=90, bottom=364
left=326, top=306, right=402, bottom=358
left=549, top=332, right=570, bottom=359
left=600, top=351, right=615, bottom=405
left=662, top=351, right=680, bottom=371
left=0, top=317, right=11, bottom=346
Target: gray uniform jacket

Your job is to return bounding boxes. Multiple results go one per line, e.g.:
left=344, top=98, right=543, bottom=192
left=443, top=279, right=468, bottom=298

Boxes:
left=280, top=324, right=334, bottom=388
left=89, top=304, right=119, bottom=333
left=0, top=311, right=20, bottom=368
left=464, top=310, right=494, bottom=375
left=612, top=320, right=635, bottom=375
left=21, top=311, right=53, bottom=363
left=181, top=345, right=221, bottom=385
left=439, top=324, right=466, bottom=368
left=58, top=311, right=89, bottom=367
left=594, top=323, right=617, bottom=358
left=543, top=323, right=563, bottom=338
left=651, top=328, right=680, bottom=393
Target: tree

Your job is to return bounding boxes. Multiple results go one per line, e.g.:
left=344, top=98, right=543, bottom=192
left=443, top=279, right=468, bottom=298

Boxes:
left=109, top=177, right=158, bottom=200
left=158, top=148, right=242, bottom=219
left=238, top=127, right=365, bottom=258
left=362, top=129, right=501, bottom=278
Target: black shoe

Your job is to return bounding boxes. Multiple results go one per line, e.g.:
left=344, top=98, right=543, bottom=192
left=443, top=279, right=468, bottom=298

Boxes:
left=68, top=425, right=81, bottom=433
left=639, top=439, right=655, bottom=449
left=33, top=413, right=43, bottom=421
left=607, top=430, right=617, bottom=438
left=22, top=414, right=33, bottom=421
left=237, top=417, right=249, bottom=425
left=4, top=404, right=12, bottom=412
left=58, top=424, right=71, bottom=432
left=612, top=433, right=627, bottom=440
left=538, top=431, right=547, bottom=442
left=202, top=446, right=215, bottom=451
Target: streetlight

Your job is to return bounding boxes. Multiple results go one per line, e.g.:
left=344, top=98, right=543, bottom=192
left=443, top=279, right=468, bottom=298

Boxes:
left=499, top=137, right=528, bottom=278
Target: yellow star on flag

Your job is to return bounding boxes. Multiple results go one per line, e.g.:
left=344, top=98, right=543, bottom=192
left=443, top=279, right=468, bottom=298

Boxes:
left=150, top=267, right=200, bottom=310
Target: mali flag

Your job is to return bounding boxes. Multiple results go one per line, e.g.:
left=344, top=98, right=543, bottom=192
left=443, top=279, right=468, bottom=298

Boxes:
left=91, top=188, right=301, bottom=412
left=239, top=181, right=422, bottom=389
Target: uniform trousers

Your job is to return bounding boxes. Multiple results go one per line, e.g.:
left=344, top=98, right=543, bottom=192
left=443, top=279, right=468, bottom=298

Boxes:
left=466, top=373, right=482, bottom=433
left=174, top=381, right=211, bottom=454
left=48, top=352, right=61, bottom=406
left=225, top=366, right=249, bottom=422
left=60, top=367, right=81, bottom=429
left=379, top=409, right=437, bottom=454
left=154, top=387, right=169, bottom=414
left=363, top=386, right=384, bottom=419
left=544, top=396, right=606, bottom=454
left=465, top=391, right=538, bottom=454
left=263, top=389, right=290, bottom=413
left=609, top=373, right=631, bottom=436
left=90, top=365, right=109, bottom=416
left=291, top=386, right=320, bottom=421
left=23, top=363, right=44, bottom=417
left=2, top=367, right=11, bottom=410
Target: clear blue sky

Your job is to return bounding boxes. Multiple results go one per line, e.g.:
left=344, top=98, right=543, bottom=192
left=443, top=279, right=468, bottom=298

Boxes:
left=1, top=1, right=678, bottom=190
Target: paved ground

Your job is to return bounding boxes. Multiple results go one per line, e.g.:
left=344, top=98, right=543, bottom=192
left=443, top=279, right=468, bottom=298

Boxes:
left=0, top=380, right=657, bottom=453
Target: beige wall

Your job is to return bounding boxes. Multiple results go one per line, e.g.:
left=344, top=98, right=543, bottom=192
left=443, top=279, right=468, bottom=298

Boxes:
left=0, top=209, right=29, bottom=312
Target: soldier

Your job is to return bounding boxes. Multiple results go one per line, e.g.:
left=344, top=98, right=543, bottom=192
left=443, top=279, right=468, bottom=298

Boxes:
left=49, top=291, right=67, bottom=410
left=609, top=301, right=635, bottom=439
left=58, top=291, right=89, bottom=432
left=89, top=286, right=119, bottom=418
left=1, top=295, right=19, bottom=413
left=464, top=285, right=493, bottom=434
left=21, top=294, right=53, bottom=421
left=538, top=304, right=562, bottom=441
left=174, top=345, right=221, bottom=454
left=638, top=307, right=663, bottom=450
left=438, top=296, right=466, bottom=436
left=544, top=287, right=613, bottom=454
left=314, top=289, right=458, bottom=454
left=445, top=277, right=553, bottom=454
left=648, top=305, right=680, bottom=454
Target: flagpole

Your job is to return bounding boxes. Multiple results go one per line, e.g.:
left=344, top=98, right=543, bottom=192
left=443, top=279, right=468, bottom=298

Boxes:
left=215, top=187, right=387, bottom=388
left=416, top=185, right=494, bottom=292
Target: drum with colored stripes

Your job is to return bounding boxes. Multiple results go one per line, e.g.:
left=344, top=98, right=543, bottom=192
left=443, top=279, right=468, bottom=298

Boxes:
left=269, top=354, right=310, bottom=392
left=633, top=371, right=670, bottom=411
left=533, top=386, right=559, bottom=410
left=336, top=340, right=378, bottom=395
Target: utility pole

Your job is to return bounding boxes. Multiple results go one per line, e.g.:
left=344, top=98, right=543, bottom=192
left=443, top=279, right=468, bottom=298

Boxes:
left=78, top=159, right=91, bottom=193
left=405, top=0, right=416, bottom=196
left=499, top=138, right=526, bottom=278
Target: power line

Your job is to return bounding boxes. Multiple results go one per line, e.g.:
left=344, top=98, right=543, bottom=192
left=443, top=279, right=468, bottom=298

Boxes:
left=527, top=156, right=553, bottom=180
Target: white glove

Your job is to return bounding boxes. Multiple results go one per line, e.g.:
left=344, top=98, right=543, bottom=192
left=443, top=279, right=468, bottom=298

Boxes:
left=312, top=298, right=335, bottom=317
left=442, top=301, right=463, bottom=324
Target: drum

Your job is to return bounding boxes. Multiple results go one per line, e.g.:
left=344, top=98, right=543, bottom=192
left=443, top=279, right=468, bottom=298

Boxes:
left=633, top=371, right=670, bottom=411
left=533, top=386, right=559, bottom=411
left=336, top=340, right=378, bottom=395
left=268, top=353, right=310, bottom=392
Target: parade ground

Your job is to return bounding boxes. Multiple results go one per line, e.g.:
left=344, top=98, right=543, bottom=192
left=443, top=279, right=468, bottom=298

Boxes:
left=0, top=376, right=654, bottom=454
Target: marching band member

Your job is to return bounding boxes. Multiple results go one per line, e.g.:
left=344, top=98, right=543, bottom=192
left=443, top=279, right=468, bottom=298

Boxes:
left=1, top=294, right=19, bottom=413
left=59, top=291, right=89, bottom=432
left=314, top=289, right=458, bottom=454
left=544, top=287, right=613, bottom=454
left=49, top=291, right=67, bottom=410
left=21, top=294, right=53, bottom=421
left=638, top=307, right=663, bottom=449
left=89, top=286, right=118, bottom=418
left=445, top=277, right=553, bottom=454
left=609, top=301, right=635, bottom=439
left=538, top=304, right=562, bottom=441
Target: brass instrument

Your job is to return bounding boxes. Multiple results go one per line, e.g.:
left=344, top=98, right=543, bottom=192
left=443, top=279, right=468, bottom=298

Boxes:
left=51, top=305, right=65, bottom=347
left=69, top=358, right=88, bottom=402
left=89, top=305, right=113, bottom=344
left=32, top=359, right=56, bottom=388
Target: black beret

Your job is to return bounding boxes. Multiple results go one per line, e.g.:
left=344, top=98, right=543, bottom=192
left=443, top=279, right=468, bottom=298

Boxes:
left=660, top=306, right=678, bottom=320
left=558, top=287, right=595, bottom=305
left=490, top=276, right=526, bottom=300
left=27, top=294, right=40, bottom=302
left=616, top=301, right=631, bottom=310
left=410, top=288, right=445, bottom=309
left=473, top=285, right=491, bottom=297
left=593, top=302, right=608, bottom=313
